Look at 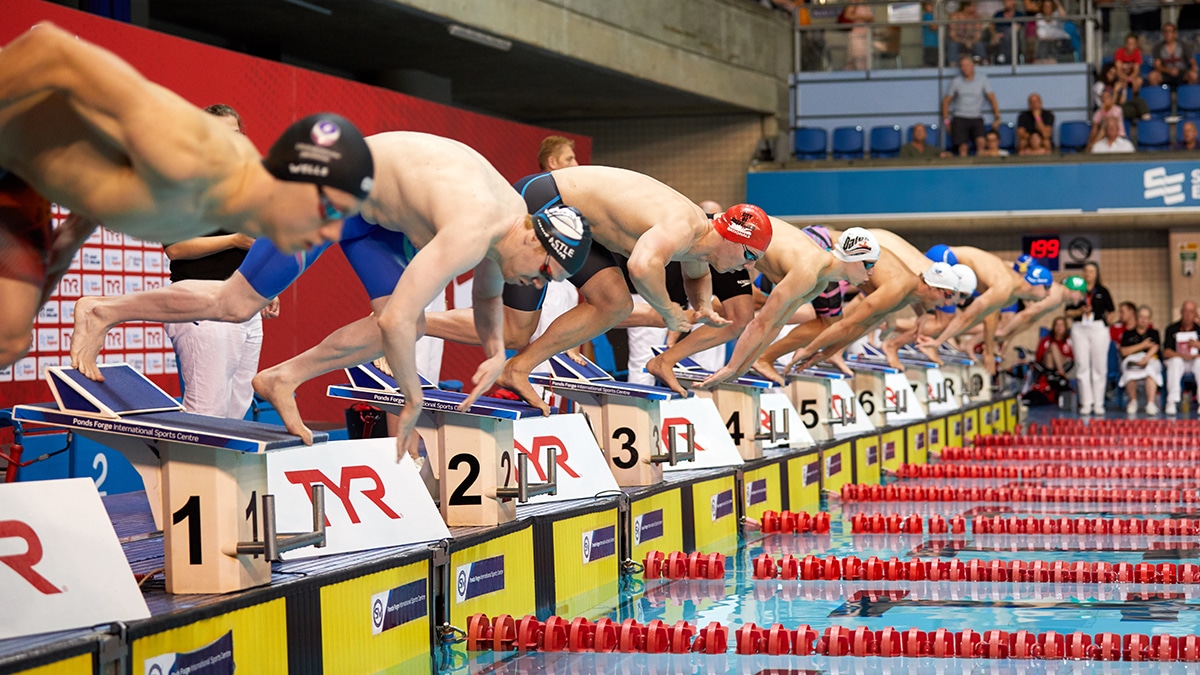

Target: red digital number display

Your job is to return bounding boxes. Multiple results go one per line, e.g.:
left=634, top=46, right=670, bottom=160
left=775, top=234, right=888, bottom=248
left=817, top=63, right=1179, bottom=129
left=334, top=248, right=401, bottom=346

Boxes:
left=1029, top=238, right=1059, bottom=259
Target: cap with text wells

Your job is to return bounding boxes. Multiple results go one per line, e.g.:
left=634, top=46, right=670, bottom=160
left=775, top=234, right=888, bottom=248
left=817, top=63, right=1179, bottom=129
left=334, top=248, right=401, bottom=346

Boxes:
left=922, top=261, right=961, bottom=291
left=926, top=244, right=958, bottom=265
left=1025, top=263, right=1053, bottom=288
left=952, top=263, right=978, bottom=296
left=263, top=113, right=375, bottom=200
left=1063, top=275, right=1088, bottom=292
left=834, top=227, right=881, bottom=263
left=713, top=204, right=772, bottom=252
left=533, top=205, right=592, bottom=277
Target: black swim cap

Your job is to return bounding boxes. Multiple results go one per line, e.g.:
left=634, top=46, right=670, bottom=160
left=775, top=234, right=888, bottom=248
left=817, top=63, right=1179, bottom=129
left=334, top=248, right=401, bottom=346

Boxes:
left=262, top=113, right=374, bottom=200
left=532, top=206, right=592, bottom=277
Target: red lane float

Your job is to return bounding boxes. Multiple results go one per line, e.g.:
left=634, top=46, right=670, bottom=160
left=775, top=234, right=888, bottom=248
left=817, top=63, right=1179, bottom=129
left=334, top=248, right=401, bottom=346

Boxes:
left=839, top=483, right=1198, bottom=503
left=465, top=614, right=1200, bottom=660
left=895, top=463, right=1200, bottom=479
left=750, top=553, right=1200, bottom=584
left=940, top=446, right=1200, bottom=463
left=760, top=510, right=831, bottom=534
left=848, top=512, right=1200, bottom=536
left=641, top=550, right=726, bottom=580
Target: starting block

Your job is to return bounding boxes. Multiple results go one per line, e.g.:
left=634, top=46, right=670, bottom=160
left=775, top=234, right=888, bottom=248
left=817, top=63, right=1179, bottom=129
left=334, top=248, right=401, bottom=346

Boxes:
left=758, top=390, right=815, bottom=451
left=938, top=344, right=991, bottom=402
left=652, top=348, right=780, bottom=460
left=898, top=346, right=959, bottom=414
left=786, top=365, right=876, bottom=441
left=529, top=354, right=697, bottom=486
left=843, top=358, right=905, bottom=428
left=848, top=344, right=925, bottom=424
left=327, top=363, right=558, bottom=527
left=13, top=365, right=329, bottom=594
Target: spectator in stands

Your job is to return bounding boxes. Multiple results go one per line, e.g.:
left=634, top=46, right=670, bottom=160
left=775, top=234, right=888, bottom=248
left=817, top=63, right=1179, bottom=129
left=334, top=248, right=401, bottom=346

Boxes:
left=1034, top=0, right=1073, bottom=63
left=1065, top=261, right=1116, bottom=415
left=1019, top=130, right=1053, bottom=154
left=1120, top=304, right=1162, bottom=415
left=1163, top=300, right=1200, bottom=415
left=841, top=2, right=875, bottom=70
left=989, top=0, right=1025, bottom=64
left=979, top=130, right=1010, bottom=156
left=922, top=1, right=939, bottom=67
left=1113, top=33, right=1147, bottom=95
left=1148, top=23, right=1199, bottom=89
left=1089, top=90, right=1127, bottom=148
left=1090, top=116, right=1135, bottom=153
left=1027, top=315, right=1074, bottom=405
left=1111, top=301, right=1137, bottom=343
left=942, top=55, right=1002, bottom=156
left=1017, top=93, right=1056, bottom=151
left=948, top=1, right=988, bottom=63
left=1176, top=121, right=1200, bottom=150
left=901, top=123, right=950, bottom=158
left=1094, top=62, right=1152, bottom=123
left=538, top=136, right=577, bottom=171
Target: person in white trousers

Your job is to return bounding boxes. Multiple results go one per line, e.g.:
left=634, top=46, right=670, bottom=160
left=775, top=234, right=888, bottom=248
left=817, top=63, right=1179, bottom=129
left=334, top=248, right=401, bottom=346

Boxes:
left=1162, top=300, right=1200, bottom=415
left=1065, top=262, right=1116, bottom=416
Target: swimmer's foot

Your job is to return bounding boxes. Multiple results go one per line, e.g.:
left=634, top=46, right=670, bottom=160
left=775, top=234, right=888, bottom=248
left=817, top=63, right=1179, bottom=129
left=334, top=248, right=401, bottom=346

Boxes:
left=750, top=357, right=785, bottom=385
left=70, top=296, right=115, bottom=381
left=253, top=367, right=313, bottom=444
left=496, top=364, right=551, bottom=415
left=646, top=354, right=688, bottom=396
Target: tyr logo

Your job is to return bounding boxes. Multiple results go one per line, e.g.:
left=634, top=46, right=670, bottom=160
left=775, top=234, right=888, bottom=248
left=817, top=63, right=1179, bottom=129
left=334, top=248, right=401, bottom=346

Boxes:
left=513, top=435, right=579, bottom=482
left=0, top=520, right=62, bottom=594
left=284, top=465, right=402, bottom=527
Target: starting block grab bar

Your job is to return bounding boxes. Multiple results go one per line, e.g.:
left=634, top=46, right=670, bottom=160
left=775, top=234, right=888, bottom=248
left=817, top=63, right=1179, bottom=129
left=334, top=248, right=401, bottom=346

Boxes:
left=231, top=485, right=327, bottom=562
left=829, top=395, right=858, bottom=427
left=754, top=410, right=791, bottom=445
left=651, top=421, right=696, bottom=466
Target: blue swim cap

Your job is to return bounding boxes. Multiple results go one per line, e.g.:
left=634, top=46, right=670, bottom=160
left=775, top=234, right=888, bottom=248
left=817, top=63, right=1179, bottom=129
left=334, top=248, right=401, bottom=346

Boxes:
left=1013, top=254, right=1034, bottom=275
left=1025, top=263, right=1053, bottom=288
left=926, top=244, right=958, bottom=265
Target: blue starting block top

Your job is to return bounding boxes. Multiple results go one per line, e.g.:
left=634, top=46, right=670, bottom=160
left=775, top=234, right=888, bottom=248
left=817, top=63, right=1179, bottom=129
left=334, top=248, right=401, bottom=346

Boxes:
left=788, top=365, right=850, bottom=381
left=530, top=353, right=685, bottom=401
left=936, top=344, right=978, bottom=366
left=11, top=364, right=324, bottom=452
left=648, top=346, right=777, bottom=389
left=328, top=363, right=551, bottom=420
left=848, top=343, right=935, bottom=369
left=842, top=359, right=901, bottom=375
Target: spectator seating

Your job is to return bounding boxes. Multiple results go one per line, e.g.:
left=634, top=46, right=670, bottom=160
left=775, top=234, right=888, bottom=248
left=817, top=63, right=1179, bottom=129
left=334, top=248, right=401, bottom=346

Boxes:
left=997, top=122, right=1016, bottom=153
left=1178, top=84, right=1200, bottom=119
left=869, top=125, right=902, bottom=158
left=1137, top=119, right=1171, bottom=151
left=1142, top=85, right=1172, bottom=120
left=832, top=126, right=865, bottom=159
left=794, top=127, right=828, bottom=159
left=1058, top=120, right=1092, bottom=153
left=906, top=122, right=940, bottom=143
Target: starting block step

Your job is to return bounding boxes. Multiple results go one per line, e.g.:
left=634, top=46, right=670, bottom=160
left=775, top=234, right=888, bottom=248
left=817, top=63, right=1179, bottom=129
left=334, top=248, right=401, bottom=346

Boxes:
left=12, top=364, right=330, bottom=595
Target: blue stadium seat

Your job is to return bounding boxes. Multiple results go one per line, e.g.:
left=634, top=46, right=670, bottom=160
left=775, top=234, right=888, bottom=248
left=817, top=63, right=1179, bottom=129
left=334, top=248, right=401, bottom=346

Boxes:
left=832, top=126, right=865, bottom=159
left=1141, top=53, right=1155, bottom=78
left=1058, top=121, right=1091, bottom=153
left=1137, top=119, right=1170, bottom=151
left=997, top=122, right=1016, bottom=153
left=869, top=125, right=902, bottom=158
left=1142, top=85, right=1172, bottom=119
left=794, top=127, right=828, bottom=160
left=1178, top=84, right=1200, bottom=119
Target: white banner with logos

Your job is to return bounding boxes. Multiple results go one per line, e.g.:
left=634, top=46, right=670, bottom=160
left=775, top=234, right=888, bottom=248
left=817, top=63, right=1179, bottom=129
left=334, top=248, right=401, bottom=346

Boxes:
left=268, top=438, right=450, bottom=560
left=0, top=478, right=149, bottom=640
left=514, top=413, right=619, bottom=504
left=660, top=397, right=744, bottom=471
left=758, top=391, right=815, bottom=449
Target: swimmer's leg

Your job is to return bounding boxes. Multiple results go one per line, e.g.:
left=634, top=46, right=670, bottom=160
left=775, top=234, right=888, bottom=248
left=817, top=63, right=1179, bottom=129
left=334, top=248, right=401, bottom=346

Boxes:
left=72, top=272, right=267, bottom=381
left=0, top=276, right=39, bottom=368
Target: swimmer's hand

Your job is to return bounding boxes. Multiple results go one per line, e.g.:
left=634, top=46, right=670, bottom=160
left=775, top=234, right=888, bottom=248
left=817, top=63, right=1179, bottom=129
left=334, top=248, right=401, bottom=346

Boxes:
left=459, top=353, right=506, bottom=411
left=261, top=297, right=281, bottom=320
left=692, top=306, right=732, bottom=329
left=396, top=406, right=422, bottom=462
left=698, top=366, right=736, bottom=389
left=787, top=348, right=822, bottom=374
left=231, top=233, right=257, bottom=250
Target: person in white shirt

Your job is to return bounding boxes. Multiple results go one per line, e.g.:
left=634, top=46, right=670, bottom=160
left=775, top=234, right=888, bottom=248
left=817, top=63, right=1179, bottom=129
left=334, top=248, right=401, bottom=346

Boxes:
left=1163, top=300, right=1200, bottom=415
left=1090, top=116, right=1136, bottom=153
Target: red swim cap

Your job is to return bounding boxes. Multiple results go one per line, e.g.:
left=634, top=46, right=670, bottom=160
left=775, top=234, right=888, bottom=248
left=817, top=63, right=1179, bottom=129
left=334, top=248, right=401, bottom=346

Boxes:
left=713, top=204, right=772, bottom=252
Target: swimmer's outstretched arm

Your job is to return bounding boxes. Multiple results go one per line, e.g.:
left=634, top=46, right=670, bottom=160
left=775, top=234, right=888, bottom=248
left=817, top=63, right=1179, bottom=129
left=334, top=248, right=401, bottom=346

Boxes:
left=922, top=284, right=1008, bottom=348
left=0, top=23, right=220, bottom=181
left=626, top=228, right=696, bottom=332
left=377, top=233, right=492, bottom=459
left=652, top=296, right=754, bottom=393
left=995, top=287, right=1063, bottom=344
